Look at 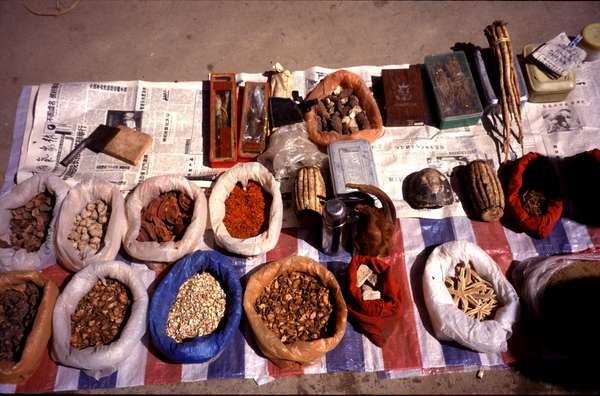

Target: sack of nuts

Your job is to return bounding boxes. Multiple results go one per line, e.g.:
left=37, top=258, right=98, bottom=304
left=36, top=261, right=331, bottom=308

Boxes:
left=422, top=240, right=520, bottom=353
left=304, top=70, right=384, bottom=147
left=504, top=152, right=563, bottom=239
left=148, top=250, right=242, bottom=363
left=123, top=175, right=208, bottom=268
left=54, top=177, right=126, bottom=272
left=243, top=255, right=347, bottom=369
left=0, top=174, right=69, bottom=272
left=344, top=255, right=402, bottom=348
left=0, top=271, right=58, bottom=384
left=209, top=162, right=283, bottom=256
left=51, top=260, right=149, bottom=379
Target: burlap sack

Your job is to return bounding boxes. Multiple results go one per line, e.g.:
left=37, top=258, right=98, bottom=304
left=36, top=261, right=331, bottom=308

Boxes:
left=0, top=271, right=59, bottom=384
left=243, top=255, right=347, bottom=369
left=304, top=70, right=384, bottom=147
left=55, top=177, right=126, bottom=272
left=0, top=174, right=70, bottom=272
left=123, top=175, right=207, bottom=267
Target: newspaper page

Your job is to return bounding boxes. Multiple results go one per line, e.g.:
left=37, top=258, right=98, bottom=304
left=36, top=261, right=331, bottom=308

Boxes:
left=14, top=61, right=600, bottom=219
left=17, top=80, right=216, bottom=190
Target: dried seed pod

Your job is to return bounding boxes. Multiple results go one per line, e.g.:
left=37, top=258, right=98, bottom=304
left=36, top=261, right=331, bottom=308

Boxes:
left=466, top=160, right=504, bottom=222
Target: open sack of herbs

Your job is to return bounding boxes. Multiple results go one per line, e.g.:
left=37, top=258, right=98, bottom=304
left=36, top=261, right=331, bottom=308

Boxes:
left=51, top=261, right=148, bottom=379
left=54, top=177, right=126, bottom=272
left=123, top=175, right=207, bottom=266
left=243, top=256, right=347, bottom=369
left=423, top=240, right=520, bottom=353
left=0, top=174, right=69, bottom=272
left=0, top=271, right=58, bottom=384
left=209, top=162, right=283, bottom=256
left=303, top=69, right=383, bottom=147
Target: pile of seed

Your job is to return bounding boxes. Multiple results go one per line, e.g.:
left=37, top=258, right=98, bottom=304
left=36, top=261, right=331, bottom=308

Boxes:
left=0, top=191, right=55, bottom=252
left=255, top=271, right=333, bottom=344
left=70, top=279, right=131, bottom=350
left=67, top=200, right=110, bottom=256
left=0, top=282, right=41, bottom=362
left=166, top=272, right=227, bottom=343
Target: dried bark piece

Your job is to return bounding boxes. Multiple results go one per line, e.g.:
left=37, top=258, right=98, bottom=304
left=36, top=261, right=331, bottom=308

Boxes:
left=445, top=261, right=498, bottom=321
left=466, top=160, right=504, bottom=222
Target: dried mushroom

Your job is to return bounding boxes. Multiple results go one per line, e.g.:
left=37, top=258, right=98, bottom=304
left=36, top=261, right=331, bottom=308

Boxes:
left=0, top=282, right=42, bottom=362
left=312, top=85, right=370, bottom=135
left=166, top=272, right=227, bottom=342
left=137, top=191, right=194, bottom=242
left=255, top=271, right=333, bottom=344
left=70, top=279, right=131, bottom=349
left=67, top=199, right=111, bottom=256
left=0, top=191, right=55, bottom=252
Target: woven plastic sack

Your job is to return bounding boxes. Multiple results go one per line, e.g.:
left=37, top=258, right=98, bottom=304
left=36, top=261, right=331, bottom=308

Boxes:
left=123, top=175, right=207, bottom=266
left=0, top=271, right=58, bottom=384
left=0, top=174, right=69, bottom=272
left=209, top=162, right=282, bottom=257
left=51, top=261, right=148, bottom=379
left=504, top=152, right=563, bottom=239
left=54, top=177, right=126, bottom=272
left=304, top=69, right=384, bottom=147
left=243, top=255, right=347, bottom=369
left=422, top=240, right=520, bottom=353
left=344, top=255, right=402, bottom=347
left=148, top=250, right=242, bottom=363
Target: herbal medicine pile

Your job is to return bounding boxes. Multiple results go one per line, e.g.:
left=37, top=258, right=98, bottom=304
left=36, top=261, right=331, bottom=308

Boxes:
left=445, top=262, right=498, bottom=321
left=255, top=271, right=334, bottom=344
left=166, top=272, right=227, bottom=342
left=0, top=191, right=55, bottom=252
left=223, top=180, right=272, bottom=239
left=137, top=190, right=194, bottom=242
left=70, top=279, right=132, bottom=349
left=0, top=282, right=42, bottom=362
left=67, top=199, right=110, bottom=256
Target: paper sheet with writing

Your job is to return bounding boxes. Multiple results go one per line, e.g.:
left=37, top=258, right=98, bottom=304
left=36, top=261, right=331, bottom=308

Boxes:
left=14, top=61, right=600, bottom=219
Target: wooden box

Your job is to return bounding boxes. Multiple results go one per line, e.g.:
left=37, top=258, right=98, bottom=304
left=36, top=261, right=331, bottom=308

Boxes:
left=209, top=72, right=238, bottom=168
left=237, top=81, right=270, bottom=161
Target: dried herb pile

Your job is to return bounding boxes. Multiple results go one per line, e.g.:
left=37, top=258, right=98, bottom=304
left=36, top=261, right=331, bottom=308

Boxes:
left=137, top=191, right=194, bottom=242
left=223, top=181, right=271, bottom=239
left=312, top=85, right=370, bottom=135
left=0, top=282, right=42, bottom=362
left=0, top=191, right=54, bottom=252
left=445, top=262, right=498, bottom=321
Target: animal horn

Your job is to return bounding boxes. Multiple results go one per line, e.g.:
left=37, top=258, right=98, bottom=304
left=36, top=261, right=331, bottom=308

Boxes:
left=346, top=183, right=397, bottom=223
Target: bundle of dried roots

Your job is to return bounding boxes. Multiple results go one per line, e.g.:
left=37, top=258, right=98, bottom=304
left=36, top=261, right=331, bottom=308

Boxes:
left=484, top=20, right=523, bottom=162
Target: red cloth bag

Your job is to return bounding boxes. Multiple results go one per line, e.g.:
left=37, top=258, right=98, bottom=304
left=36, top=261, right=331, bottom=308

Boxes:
left=344, top=255, right=402, bottom=347
left=505, top=152, right=563, bottom=239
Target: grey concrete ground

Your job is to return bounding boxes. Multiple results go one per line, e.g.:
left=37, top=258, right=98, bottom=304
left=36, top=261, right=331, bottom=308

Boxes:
left=2, top=0, right=600, bottom=394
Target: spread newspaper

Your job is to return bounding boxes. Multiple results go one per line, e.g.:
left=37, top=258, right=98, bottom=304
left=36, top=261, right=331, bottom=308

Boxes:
left=13, top=61, right=600, bottom=220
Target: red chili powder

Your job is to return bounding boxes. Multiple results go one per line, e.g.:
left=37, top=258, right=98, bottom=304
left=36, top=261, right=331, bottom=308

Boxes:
left=223, top=180, right=272, bottom=239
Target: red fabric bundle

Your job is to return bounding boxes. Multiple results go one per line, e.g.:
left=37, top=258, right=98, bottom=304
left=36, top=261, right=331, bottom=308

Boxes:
left=345, top=255, right=402, bottom=347
left=505, top=152, right=563, bottom=239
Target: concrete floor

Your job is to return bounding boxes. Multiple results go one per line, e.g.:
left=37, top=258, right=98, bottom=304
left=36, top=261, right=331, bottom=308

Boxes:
left=2, top=0, right=600, bottom=394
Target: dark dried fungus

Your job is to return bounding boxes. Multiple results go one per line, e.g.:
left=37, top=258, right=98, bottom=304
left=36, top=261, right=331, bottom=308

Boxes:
left=403, top=168, right=454, bottom=209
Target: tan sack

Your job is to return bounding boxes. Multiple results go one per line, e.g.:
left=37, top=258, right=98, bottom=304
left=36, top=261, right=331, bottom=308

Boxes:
left=123, top=175, right=207, bottom=266
left=0, top=174, right=69, bottom=272
left=304, top=69, right=384, bottom=147
left=0, top=271, right=59, bottom=383
left=55, top=177, right=126, bottom=272
left=243, top=255, right=347, bottom=369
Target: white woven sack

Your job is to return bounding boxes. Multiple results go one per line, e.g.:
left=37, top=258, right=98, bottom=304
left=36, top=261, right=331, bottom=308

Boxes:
left=423, top=240, right=520, bottom=353
left=123, top=175, right=207, bottom=264
left=0, top=173, right=69, bottom=272
left=51, top=260, right=148, bottom=380
left=55, top=177, right=126, bottom=272
left=209, top=162, right=283, bottom=256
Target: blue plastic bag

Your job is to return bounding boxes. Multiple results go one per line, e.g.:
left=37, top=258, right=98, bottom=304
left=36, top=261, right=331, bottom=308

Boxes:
left=148, top=250, right=242, bottom=363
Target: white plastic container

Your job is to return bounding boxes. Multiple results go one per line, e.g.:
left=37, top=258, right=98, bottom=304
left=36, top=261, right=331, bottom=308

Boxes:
left=581, top=23, right=600, bottom=62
